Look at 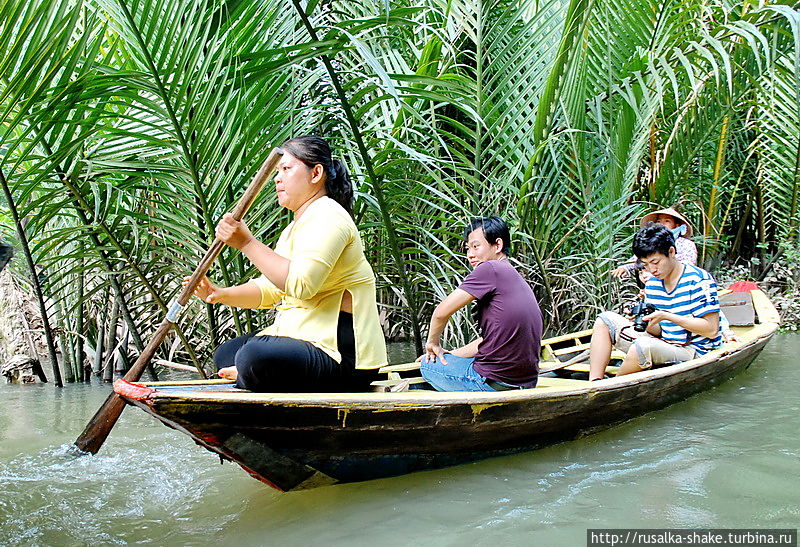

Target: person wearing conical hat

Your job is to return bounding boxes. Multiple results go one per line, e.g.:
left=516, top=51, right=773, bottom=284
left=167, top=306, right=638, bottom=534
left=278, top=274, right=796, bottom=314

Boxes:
left=612, top=207, right=697, bottom=279
left=609, top=206, right=738, bottom=344
left=640, top=207, right=697, bottom=264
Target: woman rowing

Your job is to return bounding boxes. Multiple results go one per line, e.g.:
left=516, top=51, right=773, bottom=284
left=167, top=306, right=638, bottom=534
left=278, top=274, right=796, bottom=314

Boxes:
left=186, top=136, right=387, bottom=392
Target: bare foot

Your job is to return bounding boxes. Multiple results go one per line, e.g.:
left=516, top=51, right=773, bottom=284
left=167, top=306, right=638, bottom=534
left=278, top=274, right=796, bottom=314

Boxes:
left=218, top=366, right=238, bottom=381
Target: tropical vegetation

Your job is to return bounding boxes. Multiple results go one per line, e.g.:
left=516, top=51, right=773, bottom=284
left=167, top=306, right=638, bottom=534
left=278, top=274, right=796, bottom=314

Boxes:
left=1, top=0, right=798, bottom=385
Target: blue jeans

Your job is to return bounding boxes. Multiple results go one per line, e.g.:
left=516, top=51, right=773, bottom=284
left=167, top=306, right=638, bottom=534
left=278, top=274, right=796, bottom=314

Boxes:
left=420, top=353, right=504, bottom=392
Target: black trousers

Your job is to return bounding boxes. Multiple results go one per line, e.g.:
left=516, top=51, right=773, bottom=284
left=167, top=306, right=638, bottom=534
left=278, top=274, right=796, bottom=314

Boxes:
left=214, top=312, right=375, bottom=392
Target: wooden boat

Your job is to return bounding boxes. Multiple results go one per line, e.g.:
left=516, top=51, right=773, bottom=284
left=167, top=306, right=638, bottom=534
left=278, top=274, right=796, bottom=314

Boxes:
left=114, top=288, right=779, bottom=492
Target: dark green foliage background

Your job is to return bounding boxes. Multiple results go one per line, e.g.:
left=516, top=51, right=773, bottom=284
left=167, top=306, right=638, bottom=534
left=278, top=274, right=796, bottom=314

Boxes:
left=1, top=0, right=798, bottom=381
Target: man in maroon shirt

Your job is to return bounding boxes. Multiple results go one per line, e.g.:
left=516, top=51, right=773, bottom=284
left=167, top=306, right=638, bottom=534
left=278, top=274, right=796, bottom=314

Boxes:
left=418, top=217, right=543, bottom=391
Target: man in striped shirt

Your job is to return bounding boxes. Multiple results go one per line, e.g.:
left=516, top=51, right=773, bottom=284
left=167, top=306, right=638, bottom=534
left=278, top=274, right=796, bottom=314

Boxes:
left=588, top=223, right=723, bottom=380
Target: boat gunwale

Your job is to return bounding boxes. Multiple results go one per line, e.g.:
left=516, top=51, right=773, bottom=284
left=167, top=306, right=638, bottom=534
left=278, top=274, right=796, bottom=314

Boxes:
left=126, top=324, right=777, bottom=410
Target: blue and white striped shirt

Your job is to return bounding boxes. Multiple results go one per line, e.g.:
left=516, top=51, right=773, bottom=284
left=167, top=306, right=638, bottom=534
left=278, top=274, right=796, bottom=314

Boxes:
left=644, top=264, right=723, bottom=355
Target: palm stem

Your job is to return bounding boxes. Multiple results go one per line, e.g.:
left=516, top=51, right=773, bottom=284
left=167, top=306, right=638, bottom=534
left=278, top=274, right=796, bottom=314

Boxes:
left=34, top=137, right=204, bottom=378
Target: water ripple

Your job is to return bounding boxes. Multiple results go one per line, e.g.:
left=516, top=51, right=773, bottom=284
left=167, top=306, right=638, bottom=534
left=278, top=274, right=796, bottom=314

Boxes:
left=1, top=334, right=798, bottom=545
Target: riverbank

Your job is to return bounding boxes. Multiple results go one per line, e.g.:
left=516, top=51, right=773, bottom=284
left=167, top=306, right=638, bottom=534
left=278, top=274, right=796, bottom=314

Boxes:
left=0, top=272, right=50, bottom=383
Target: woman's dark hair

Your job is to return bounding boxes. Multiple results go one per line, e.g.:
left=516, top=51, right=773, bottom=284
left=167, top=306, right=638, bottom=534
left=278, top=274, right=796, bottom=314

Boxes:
left=633, top=222, right=676, bottom=259
left=463, top=217, right=511, bottom=256
left=280, top=135, right=353, bottom=215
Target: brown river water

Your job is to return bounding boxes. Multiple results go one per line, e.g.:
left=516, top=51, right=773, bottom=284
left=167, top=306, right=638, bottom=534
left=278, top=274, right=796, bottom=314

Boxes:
left=1, top=336, right=798, bottom=545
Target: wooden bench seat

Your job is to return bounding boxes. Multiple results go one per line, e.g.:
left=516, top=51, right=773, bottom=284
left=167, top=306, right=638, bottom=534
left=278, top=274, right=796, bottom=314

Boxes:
left=551, top=343, right=591, bottom=356
left=535, top=376, right=590, bottom=388
left=373, top=362, right=426, bottom=389
left=561, top=363, right=621, bottom=375
left=378, top=362, right=422, bottom=374
left=371, top=376, right=428, bottom=388
left=370, top=361, right=617, bottom=389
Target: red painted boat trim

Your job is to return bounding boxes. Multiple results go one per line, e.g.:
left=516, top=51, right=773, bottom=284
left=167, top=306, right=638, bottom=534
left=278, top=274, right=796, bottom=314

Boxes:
left=114, top=379, right=155, bottom=401
left=728, top=281, right=758, bottom=292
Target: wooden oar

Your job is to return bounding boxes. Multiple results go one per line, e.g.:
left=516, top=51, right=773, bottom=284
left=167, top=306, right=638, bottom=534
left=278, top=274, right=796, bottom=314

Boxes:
left=73, top=148, right=283, bottom=455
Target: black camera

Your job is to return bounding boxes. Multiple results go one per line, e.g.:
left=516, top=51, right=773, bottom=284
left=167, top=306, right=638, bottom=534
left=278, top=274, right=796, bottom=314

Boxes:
left=629, top=300, right=656, bottom=332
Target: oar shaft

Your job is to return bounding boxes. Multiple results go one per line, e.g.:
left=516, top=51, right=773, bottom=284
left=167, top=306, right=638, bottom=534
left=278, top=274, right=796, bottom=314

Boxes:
left=177, top=151, right=282, bottom=307
left=74, top=148, right=282, bottom=455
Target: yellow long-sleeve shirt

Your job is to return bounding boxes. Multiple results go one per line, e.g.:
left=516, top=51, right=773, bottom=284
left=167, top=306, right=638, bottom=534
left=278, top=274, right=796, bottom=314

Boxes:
left=251, top=196, right=387, bottom=370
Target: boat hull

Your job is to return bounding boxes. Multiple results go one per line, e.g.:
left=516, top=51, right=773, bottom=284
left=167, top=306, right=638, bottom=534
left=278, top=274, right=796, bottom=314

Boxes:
left=119, top=329, right=773, bottom=491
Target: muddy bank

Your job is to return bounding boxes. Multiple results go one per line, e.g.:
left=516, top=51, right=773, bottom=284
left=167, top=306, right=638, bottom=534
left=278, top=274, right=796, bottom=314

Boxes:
left=0, top=272, right=49, bottom=383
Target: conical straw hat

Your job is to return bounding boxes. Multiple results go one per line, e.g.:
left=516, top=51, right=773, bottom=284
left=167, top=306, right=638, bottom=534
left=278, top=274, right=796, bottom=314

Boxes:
left=640, top=207, right=693, bottom=238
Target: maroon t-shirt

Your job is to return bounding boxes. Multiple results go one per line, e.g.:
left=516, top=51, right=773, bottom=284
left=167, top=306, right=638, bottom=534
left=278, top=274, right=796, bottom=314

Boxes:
left=458, top=260, right=543, bottom=387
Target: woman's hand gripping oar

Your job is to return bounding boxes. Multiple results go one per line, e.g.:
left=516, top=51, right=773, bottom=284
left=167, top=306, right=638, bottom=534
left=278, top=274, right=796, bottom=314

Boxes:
left=73, top=148, right=283, bottom=455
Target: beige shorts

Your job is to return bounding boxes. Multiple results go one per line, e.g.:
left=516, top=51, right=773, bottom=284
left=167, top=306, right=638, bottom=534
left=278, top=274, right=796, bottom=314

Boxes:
left=598, top=311, right=695, bottom=369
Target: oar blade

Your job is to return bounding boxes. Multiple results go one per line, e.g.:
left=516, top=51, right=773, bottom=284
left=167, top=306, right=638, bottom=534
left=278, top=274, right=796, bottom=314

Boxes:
left=73, top=391, right=128, bottom=454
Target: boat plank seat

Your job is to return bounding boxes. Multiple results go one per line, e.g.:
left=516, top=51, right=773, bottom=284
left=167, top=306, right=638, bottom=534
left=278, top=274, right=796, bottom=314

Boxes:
left=552, top=343, right=591, bottom=356
left=535, top=376, right=590, bottom=388
left=540, top=329, right=594, bottom=345
left=562, top=363, right=621, bottom=375
left=378, top=362, right=422, bottom=374
left=370, top=376, right=428, bottom=388
left=373, top=362, right=425, bottom=389
left=541, top=330, right=593, bottom=361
